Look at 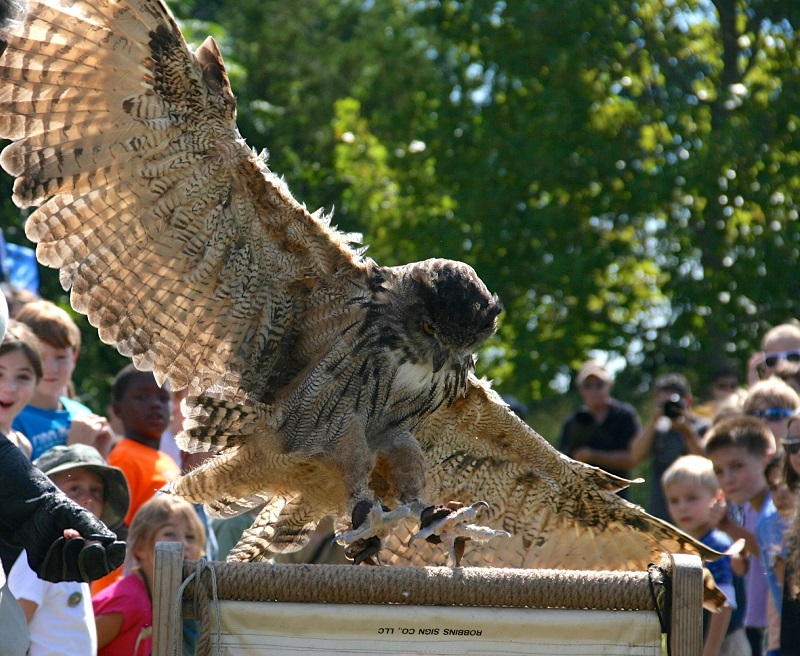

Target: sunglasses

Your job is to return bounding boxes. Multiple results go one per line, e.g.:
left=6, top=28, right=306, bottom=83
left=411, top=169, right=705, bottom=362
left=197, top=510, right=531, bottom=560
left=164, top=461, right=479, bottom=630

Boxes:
left=747, top=407, right=796, bottom=422
left=581, top=380, right=607, bottom=390
left=764, top=350, right=800, bottom=368
left=784, top=442, right=800, bottom=455
left=713, top=381, right=738, bottom=391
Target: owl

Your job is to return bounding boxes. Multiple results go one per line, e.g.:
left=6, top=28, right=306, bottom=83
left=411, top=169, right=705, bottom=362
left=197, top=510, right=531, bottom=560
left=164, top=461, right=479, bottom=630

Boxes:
left=0, top=0, right=726, bottom=575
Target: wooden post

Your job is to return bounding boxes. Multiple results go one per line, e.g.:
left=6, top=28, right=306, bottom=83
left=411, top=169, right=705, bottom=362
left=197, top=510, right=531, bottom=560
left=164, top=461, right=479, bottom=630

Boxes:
left=153, top=541, right=185, bottom=656
left=669, top=553, right=703, bottom=656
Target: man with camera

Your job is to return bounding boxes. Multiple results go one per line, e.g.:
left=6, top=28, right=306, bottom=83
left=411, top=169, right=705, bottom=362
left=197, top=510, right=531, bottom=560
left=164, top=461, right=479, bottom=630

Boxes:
left=559, top=360, right=641, bottom=500
left=629, top=372, right=709, bottom=520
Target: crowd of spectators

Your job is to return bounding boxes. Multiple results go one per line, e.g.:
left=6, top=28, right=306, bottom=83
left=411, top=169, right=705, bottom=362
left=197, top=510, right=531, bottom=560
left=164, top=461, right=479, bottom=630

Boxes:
left=560, top=324, right=800, bottom=656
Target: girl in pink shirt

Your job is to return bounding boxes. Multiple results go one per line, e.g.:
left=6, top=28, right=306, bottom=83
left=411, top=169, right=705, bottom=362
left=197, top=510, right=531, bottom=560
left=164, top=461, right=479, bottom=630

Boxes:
left=93, top=495, right=204, bottom=655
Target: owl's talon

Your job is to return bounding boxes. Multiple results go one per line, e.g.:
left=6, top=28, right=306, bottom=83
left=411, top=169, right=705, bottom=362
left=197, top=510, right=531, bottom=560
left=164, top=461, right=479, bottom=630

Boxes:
left=346, top=536, right=383, bottom=565
left=335, top=499, right=415, bottom=561
left=410, top=501, right=510, bottom=566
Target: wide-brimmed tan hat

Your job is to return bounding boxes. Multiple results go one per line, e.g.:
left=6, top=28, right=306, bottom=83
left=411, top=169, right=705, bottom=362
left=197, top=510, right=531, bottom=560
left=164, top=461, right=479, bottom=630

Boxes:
left=34, top=444, right=130, bottom=530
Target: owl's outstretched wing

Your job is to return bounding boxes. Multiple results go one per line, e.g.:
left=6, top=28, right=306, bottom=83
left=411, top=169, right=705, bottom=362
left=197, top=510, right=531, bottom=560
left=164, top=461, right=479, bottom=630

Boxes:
left=380, top=377, right=722, bottom=570
left=0, top=0, right=365, bottom=398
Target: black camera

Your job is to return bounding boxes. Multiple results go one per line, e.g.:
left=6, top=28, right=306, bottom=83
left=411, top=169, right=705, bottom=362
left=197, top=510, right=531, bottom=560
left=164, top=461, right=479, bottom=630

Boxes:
left=662, top=394, right=686, bottom=419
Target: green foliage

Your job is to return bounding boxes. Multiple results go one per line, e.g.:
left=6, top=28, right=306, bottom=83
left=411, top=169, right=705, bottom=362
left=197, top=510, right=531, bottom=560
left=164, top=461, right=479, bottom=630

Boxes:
left=1, top=0, right=798, bottom=417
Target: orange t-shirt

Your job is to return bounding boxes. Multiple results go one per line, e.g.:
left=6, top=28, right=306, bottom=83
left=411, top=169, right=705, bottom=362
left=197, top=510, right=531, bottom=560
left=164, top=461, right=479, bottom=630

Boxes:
left=108, top=437, right=181, bottom=526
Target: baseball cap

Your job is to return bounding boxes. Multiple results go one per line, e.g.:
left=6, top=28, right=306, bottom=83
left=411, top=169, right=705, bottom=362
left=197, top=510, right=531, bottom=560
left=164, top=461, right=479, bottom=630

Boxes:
left=34, top=444, right=130, bottom=530
left=576, top=360, right=611, bottom=386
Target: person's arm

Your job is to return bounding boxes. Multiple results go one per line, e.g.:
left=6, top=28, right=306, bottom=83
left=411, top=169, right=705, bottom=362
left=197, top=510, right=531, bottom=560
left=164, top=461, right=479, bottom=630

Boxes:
left=672, top=416, right=704, bottom=455
left=0, top=433, right=126, bottom=582
left=571, top=446, right=637, bottom=471
left=68, top=413, right=114, bottom=459
left=629, top=408, right=659, bottom=465
left=717, top=516, right=760, bottom=557
left=16, top=597, right=38, bottom=623
left=628, top=430, right=656, bottom=465
left=703, top=604, right=732, bottom=656
left=95, top=612, right=125, bottom=648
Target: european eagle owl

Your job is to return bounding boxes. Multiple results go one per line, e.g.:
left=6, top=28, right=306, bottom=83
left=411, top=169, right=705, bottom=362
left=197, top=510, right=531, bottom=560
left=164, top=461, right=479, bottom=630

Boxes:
left=0, top=0, right=728, bottom=577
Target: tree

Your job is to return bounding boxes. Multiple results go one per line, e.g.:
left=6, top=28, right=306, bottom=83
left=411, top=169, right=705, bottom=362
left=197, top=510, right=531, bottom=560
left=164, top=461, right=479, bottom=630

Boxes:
left=407, top=0, right=800, bottom=400
left=2, top=0, right=798, bottom=413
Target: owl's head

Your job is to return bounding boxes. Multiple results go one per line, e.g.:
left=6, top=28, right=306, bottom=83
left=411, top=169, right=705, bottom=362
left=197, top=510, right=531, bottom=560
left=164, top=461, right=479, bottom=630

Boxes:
left=391, top=259, right=502, bottom=372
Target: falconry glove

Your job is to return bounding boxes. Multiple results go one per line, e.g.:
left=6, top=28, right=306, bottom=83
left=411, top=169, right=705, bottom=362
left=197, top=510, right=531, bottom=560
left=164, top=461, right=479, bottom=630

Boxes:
left=0, top=434, right=126, bottom=582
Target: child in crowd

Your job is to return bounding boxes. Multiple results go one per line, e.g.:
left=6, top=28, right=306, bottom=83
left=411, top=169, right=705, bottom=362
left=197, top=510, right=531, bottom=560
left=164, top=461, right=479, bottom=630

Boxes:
left=93, top=364, right=181, bottom=595
left=0, top=320, right=40, bottom=459
left=93, top=494, right=204, bottom=656
left=0, top=320, right=42, bottom=576
left=757, top=455, right=794, bottom=656
left=705, top=415, right=776, bottom=656
left=108, top=364, right=180, bottom=526
left=743, top=377, right=800, bottom=444
left=8, top=444, right=129, bottom=656
left=779, top=417, right=800, bottom=656
left=742, top=377, right=800, bottom=654
left=662, top=455, right=748, bottom=656
left=12, top=300, right=112, bottom=459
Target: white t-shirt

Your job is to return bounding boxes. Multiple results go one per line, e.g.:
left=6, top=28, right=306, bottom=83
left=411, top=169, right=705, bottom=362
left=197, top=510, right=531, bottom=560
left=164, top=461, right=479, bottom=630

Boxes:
left=7, top=551, right=97, bottom=656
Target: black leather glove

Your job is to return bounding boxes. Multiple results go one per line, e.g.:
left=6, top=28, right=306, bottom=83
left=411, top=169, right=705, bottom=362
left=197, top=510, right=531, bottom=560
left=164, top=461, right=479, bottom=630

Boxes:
left=40, top=534, right=126, bottom=583
left=0, top=433, right=126, bottom=582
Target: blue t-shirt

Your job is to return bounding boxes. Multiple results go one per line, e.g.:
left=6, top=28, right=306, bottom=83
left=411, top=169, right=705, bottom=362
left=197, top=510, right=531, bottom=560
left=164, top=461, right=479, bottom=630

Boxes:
left=755, top=494, right=787, bottom=615
left=12, top=396, right=93, bottom=460
left=701, top=528, right=742, bottom=635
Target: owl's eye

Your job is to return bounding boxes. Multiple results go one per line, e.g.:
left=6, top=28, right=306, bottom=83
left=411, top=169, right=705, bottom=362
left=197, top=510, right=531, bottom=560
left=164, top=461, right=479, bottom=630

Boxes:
left=422, top=321, right=436, bottom=335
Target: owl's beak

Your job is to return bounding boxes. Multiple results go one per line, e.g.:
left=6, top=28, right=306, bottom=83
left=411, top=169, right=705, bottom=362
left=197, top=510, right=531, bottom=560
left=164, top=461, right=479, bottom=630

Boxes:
left=433, top=351, right=447, bottom=373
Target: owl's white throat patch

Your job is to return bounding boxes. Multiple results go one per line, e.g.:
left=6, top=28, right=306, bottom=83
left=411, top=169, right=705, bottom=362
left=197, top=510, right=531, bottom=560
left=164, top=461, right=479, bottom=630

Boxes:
left=394, top=359, right=437, bottom=391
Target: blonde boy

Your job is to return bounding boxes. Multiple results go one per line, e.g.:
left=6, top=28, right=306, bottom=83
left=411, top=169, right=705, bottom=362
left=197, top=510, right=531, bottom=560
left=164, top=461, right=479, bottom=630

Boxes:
left=662, top=455, right=748, bottom=656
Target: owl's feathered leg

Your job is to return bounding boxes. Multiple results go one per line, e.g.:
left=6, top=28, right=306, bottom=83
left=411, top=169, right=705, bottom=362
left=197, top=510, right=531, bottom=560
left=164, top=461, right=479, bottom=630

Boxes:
left=333, top=430, right=426, bottom=563
left=335, top=428, right=510, bottom=565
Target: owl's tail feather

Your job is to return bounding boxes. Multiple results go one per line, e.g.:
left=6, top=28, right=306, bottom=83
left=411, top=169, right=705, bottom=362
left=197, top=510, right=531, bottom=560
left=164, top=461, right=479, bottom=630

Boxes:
left=178, top=395, right=270, bottom=453
left=227, top=494, right=322, bottom=562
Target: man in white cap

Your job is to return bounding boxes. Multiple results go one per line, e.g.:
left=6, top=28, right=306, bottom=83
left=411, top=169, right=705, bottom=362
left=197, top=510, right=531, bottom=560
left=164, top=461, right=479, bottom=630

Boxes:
left=558, top=360, right=641, bottom=498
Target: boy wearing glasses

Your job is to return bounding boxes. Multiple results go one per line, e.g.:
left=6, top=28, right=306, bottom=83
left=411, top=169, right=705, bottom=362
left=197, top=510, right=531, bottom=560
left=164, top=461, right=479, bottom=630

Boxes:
left=744, top=377, right=800, bottom=443
left=558, top=360, right=640, bottom=498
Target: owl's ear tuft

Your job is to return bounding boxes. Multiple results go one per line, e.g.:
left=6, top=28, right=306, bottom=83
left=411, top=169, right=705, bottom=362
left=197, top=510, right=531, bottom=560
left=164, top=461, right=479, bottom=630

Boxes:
left=196, top=36, right=236, bottom=110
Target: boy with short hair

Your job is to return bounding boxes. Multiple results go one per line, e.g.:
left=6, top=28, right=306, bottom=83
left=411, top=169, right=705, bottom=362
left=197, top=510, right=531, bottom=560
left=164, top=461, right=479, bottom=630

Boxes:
left=12, top=300, right=112, bottom=459
left=108, top=364, right=180, bottom=528
left=8, top=444, right=129, bottom=656
left=705, top=415, right=776, bottom=656
left=662, top=455, right=748, bottom=656
left=743, top=376, right=800, bottom=443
